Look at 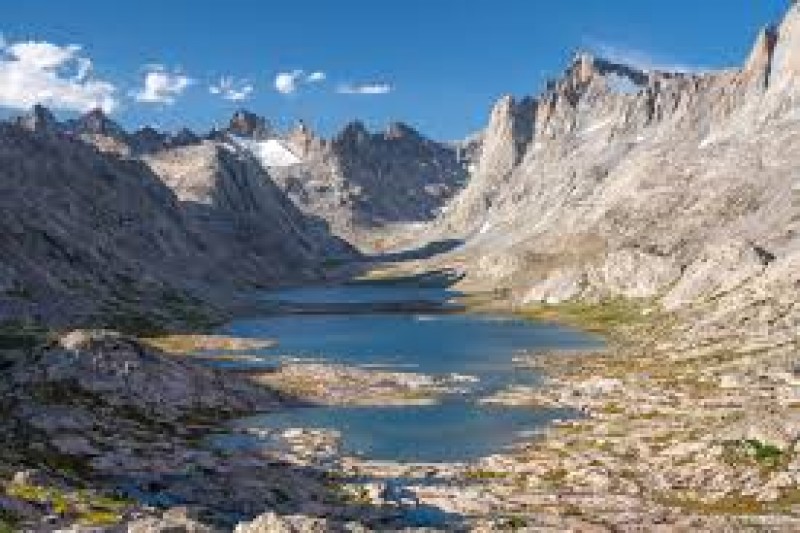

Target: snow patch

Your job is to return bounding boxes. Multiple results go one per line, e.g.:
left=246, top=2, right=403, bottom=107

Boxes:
left=231, top=136, right=301, bottom=168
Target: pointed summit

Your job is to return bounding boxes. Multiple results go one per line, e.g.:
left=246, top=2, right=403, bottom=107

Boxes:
left=70, top=108, right=126, bottom=138
left=16, top=105, right=59, bottom=133
left=766, top=1, right=800, bottom=88
left=477, top=95, right=536, bottom=178
left=129, top=126, right=168, bottom=153
left=384, top=122, right=421, bottom=141
left=227, top=109, right=271, bottom=139
left=574, top=52, right=597, bottom=84
left=744, top=25, right=778, bottom=89
left=334, top=121, right=370, bottom=146
left=287, top=120, right=320, bottom=157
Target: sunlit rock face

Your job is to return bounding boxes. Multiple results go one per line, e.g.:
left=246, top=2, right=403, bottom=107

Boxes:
left=433, top=3, right=800, bottom=344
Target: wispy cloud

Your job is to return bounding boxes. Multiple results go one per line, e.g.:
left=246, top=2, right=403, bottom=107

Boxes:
left=0, top=38, right=117, bottom=112
left=337, top=82, right=393, bottom=95
left=584, top=39, right=711, bottom=74
left=209, top=76, right=254, bottom=101
left=274, top=69, right=326, bottom=95
left=134, top=65, right=193, bottom=105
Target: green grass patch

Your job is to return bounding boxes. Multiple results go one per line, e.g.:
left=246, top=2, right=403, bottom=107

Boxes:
left=657, top=493, right=766, bottom=515
left=77, top=510, right=123, bottom=527
left=501, top=515, right=529, bottom=530
left=0, top=515, right=18, bottom=533
left=518, top=298, right=648, bottom=335
left=464, top=469, right=509, bottom=481
left=540, top=467, right=569, bottom=485
left=721, top=439, right=787, bottom=471
left=7, top=482, right=129, bottom=527
left=744, top=439, right=783, bottom=464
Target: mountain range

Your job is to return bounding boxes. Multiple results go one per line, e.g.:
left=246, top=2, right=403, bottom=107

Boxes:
left=4, top=3, right=800, bottom=348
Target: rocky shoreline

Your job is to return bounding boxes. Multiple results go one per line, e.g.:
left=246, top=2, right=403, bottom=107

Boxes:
left=249, top=362, right=468, bottom=407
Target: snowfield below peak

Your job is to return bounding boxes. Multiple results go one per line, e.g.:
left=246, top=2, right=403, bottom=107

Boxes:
left=232, top=136, right=302, bottom=168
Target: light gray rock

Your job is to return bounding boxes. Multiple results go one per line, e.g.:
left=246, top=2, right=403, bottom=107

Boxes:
left=234, top=511, right=368, bottom=533
left=427, top=3, right=800, bottom=348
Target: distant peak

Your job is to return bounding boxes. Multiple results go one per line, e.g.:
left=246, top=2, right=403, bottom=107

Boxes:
left=744, top=24, right=778, bottom=87
left=227, top=109, right=271, bottom=139
left=73, top=108, right=125, bottom=137
left=567, top=52, right=649, bottom=85
left=384, top=121, right=420, bottom=140
left=17, top=104, right=58, bottom=133
left=335, top=120, right=370, bottom=144
left=763, top=1, right=800, bottom=87
left=290, top=119, right=314, bottom=137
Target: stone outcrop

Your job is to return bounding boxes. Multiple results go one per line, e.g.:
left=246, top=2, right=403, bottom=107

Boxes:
left=11, top=330, right=281, bottom=419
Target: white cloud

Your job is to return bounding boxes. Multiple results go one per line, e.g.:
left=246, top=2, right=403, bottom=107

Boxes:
left=274, top=69, right=303, bottom=95
left=134, top=65, right=193, bottom=105
left=209, top=76, right=254, bottom=101
left=274, top=69, right=326, bottom=94
left=585, top=40, right=710, bottom=74
left=337, top=82, right=393, bottom=95
left=0, top=38, right=118, bottom=112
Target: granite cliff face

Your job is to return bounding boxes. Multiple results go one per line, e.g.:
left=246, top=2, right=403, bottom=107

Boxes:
left=435, top=4, right=800, bottom=345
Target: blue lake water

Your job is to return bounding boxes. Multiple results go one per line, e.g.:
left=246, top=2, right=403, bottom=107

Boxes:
left=215, top=283, right=602, bottom=462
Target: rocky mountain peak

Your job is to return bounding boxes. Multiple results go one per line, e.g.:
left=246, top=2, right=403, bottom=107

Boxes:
left=334, top=120, right=370, bottom=147
left=574, top=52, right=597, bottom=84
left=744, top=25, right=779, bottom=88
left=16, top=104, right=59, bottom=133
left=227, top=109, right=271, bottom=139
left=129, top=126, right=167, bottom=153
left=477, top=95, right=536, bottom=177
left=171, top=128, right=201, bottom=147
left=70, top=108, right=126, bottom=138
left=765, top=1, right=800, bottom=89
left=287, top=120, right=321, bottom=157
left=384, top=121, right=421, bottom=141
left=564, top=53, right=649, bottom=92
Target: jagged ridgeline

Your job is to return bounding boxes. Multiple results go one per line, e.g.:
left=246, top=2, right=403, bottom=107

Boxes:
left=0, top=103, right=471, bottom=331
left=6, top=2, right=800, bottom=344
left=0, top=108, right=359, bottom=331
left=435, top=3, right=800, bottom=346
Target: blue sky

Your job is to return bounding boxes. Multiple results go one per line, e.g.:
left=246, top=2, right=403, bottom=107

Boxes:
left=0, top=0, right=791, bottom=139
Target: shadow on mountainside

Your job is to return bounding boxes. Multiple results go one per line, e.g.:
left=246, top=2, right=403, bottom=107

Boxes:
left=363, top=238, right=464, bottom=263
